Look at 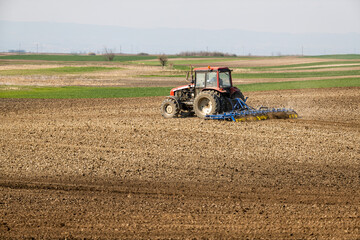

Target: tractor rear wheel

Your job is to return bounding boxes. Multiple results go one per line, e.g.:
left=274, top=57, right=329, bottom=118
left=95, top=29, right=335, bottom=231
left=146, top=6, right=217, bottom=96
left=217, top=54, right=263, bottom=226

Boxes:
left=161, top=98, right=179, bottom=118
left=194, top=91, right=221, bottom=119
left=208, top=90, right=226, bottom=113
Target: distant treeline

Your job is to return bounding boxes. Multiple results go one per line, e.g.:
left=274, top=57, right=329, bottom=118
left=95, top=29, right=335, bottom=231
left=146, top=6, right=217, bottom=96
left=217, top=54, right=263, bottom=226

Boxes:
left=178, top=51, right=237, bottom=57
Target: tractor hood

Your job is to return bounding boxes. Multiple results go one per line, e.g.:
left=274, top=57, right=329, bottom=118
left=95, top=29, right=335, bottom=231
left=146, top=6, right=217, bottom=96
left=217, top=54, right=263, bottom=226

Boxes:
left=170, top=84, right=194, bottom=96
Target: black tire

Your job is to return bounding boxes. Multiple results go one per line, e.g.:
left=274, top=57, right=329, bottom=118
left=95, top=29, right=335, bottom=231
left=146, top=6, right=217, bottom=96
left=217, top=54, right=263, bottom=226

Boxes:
left=224, top=97, right=233, bottom=112
left=161, top=98, right=179, bottom=118
left=193, top=91, right=221, bottom=119
left=231, top=91, right=245, bottom=101
left=208, top=90, right=226, bottom=113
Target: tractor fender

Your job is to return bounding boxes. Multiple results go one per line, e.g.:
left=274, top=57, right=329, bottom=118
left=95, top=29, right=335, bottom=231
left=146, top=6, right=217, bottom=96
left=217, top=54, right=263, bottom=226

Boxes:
left=201, top=88, right=227, bottom=94
left=230, top=86, right=241, bottom=95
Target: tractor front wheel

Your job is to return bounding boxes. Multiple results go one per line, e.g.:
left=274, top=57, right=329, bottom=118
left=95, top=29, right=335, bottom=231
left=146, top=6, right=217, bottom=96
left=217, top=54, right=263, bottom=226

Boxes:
left=161, top=98, right=180, bottom=118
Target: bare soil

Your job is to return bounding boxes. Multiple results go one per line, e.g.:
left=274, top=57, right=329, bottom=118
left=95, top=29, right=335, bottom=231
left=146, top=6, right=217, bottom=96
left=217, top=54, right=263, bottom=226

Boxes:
left=1, top=87, right=359, bottom=239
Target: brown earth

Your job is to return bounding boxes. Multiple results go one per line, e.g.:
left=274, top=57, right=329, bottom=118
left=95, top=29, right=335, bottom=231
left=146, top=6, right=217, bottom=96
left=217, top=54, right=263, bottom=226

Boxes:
left=1, top=87, right=360, bottom=239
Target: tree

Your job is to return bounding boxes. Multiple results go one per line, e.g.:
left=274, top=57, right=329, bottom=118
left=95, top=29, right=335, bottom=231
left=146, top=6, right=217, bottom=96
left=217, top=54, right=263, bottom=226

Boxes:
left=158, top=54, right=168, bottom=68
left=103, top=47, right=115, bottom=61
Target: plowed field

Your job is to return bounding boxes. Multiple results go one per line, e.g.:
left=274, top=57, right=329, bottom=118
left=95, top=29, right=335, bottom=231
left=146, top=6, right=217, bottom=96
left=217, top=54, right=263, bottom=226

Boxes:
left=1, top=87, right=359, bottom=239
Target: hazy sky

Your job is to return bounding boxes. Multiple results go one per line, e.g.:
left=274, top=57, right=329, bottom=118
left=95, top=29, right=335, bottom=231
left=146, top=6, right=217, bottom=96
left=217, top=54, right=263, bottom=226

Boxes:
left=1, top=0, right=359, bottom=34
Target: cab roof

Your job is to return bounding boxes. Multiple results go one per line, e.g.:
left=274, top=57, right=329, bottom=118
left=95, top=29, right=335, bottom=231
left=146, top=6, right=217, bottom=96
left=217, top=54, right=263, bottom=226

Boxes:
left=193, top=67, right=230, bottom=71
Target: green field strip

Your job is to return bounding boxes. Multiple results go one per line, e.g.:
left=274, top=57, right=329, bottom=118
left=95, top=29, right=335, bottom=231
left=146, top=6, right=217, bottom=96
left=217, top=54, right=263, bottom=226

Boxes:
left=138, top=74, right=184, bottom=78
left=167, top=55, right=240, bottom=59
left=0, top=66, right=120, bottom=76
left=232, top=70, right=360, bottom=79
left=0, top=54, right=158, bottom=62
left=168, top=58, right=248, bottom=65
left=135, top=58, right=239, bottom=67
left=0, top=54, right=243, bottom=63
left=172, top=65, right=193, bottom=71
left=237, top=78, right=360, bottom=92
left=134, top=57, right=267, bottom=68
left=1, top=78, right=359, bottom=99
left=0, top=86, right=173, bottom=99
left=232, top=61, right=360, bottom=71
left=272, top=64, right=360, bottom=71
left=305, top=54, right=360, bottom=60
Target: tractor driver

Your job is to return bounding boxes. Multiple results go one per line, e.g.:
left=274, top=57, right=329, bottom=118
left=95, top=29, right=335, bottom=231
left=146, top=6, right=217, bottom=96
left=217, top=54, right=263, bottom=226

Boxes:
left=207, top=72, right=217, bottom=87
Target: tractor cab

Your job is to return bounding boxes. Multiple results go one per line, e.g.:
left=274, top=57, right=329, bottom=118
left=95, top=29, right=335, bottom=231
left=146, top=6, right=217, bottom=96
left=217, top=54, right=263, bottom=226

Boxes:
left=193, top=67, right=237, bottom=97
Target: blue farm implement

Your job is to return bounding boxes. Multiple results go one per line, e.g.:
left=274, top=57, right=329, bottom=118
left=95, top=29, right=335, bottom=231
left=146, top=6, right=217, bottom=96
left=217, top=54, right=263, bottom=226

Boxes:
left=206, top=97, right=298, bottom=122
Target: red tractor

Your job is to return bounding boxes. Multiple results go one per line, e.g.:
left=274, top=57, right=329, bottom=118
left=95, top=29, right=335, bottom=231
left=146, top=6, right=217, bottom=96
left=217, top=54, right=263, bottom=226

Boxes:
left=161, top=66, right=245, bottom=118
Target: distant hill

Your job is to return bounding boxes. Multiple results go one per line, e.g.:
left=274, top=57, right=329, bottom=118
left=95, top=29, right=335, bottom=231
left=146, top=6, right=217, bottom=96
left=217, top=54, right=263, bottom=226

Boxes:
left=0, top=21, right=359, bottom=55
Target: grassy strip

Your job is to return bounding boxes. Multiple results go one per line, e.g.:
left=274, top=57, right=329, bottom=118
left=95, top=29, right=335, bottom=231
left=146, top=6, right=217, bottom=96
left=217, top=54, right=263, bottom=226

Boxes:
left=0, top=54, right=244, bottom=62
left=0, top=86, right=173, bottom=99
left=232, top=70, right=360, bottom=79
left=276, top=64, right=360, bottom=71
left=0, top=54, right=157, bottom=62
left=168, top=58, right=245, bottom=65
left=135, top=57, right=256, bottom=67
left=237, top=78, right=360, bottom=92
left=170, top=61, right=360, bottom=71
left=167, top=56, right=240, bottom=59
left=305, top=54, right=360, bottom=60
left=1, top=78, right=359, bottom=99
left=0, top=66, right=119, bottom=76
left=139, top=74, right=184, bottom=78
left=173, top=65, right=194, bottom=71
left=233, top=61, right=360, bottom=70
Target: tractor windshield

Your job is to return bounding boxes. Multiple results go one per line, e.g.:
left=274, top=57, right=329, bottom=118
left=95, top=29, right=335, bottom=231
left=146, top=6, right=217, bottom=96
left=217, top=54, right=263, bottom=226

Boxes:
left=219, top=71, right=231, bottom=88
left=206, top=72, right=217, bottom=87
left=195, top=72, right=217, bottom=88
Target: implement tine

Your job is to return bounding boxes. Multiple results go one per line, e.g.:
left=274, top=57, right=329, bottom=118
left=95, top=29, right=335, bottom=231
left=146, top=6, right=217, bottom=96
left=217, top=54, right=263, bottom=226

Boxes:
left=206, top=104, right=298, bottom=122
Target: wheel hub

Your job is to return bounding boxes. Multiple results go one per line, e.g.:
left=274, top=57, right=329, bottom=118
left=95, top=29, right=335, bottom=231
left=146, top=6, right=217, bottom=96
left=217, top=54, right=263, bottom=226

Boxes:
left=198, top=98, right=212, bottom=114
left=165, top=105, right=173, bottom=114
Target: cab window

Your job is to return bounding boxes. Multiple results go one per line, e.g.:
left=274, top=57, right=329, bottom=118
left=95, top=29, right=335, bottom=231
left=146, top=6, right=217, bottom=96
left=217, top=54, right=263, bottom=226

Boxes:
left=219, top=71, right=231, bottom=88
left=206, top=72, right=217, bottom=87
left=195, top=72, right=205, bottom=87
